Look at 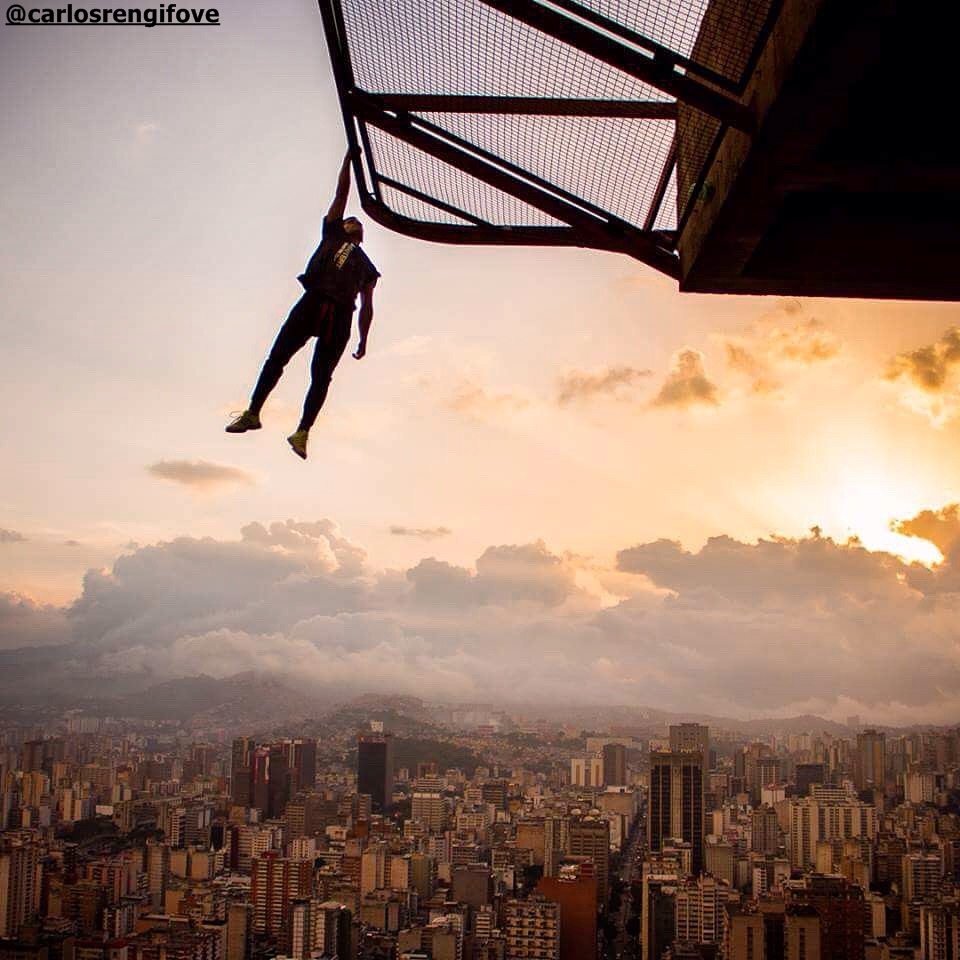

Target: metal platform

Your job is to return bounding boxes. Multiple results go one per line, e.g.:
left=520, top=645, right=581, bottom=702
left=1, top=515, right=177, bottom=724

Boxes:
left=320, top=0, right=960, bottom=300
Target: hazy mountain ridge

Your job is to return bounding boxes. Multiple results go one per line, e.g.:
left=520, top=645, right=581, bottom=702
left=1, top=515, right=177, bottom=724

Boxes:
left=0, top=658, right=949, bottom=733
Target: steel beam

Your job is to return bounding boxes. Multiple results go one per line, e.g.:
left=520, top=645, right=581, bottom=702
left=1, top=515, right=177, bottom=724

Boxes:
left=644, top=138, right=677, bottom=231
left=365, top=93, right=677, bottom=119
left=547, top=0, right=738, bottom=92
left=377, top=175, right=493, bottom=226
left=351, top=96, right=679, bottom=276
left=479, top=0, right=756, bottom=132
left=363, top=202, right=610, bottom=249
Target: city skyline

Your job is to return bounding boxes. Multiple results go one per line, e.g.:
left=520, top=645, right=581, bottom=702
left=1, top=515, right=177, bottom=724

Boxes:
left=4, top=5, right=960, bottom=732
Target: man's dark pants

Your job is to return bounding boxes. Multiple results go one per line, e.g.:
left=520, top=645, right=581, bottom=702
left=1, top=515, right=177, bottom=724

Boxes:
left=249, top=289, right=352, bottom=431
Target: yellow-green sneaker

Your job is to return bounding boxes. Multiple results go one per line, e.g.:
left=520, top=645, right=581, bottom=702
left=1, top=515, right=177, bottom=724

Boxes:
left=287, top=429, right=309, bottom=460
left=225, top=410, right=261, bottom=433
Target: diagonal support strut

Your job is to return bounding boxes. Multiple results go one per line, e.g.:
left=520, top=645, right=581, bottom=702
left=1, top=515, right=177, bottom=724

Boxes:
left=351, top=93, right=680, bottom=277
left=479, top=0, right=756, bottom=132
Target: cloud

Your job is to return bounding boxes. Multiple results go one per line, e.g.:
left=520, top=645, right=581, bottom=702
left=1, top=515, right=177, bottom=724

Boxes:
left=885, top=327, right=960, bottom=424
left=652, top=349, right=719, bottom=408
left=447, top=381, right=528, bottom=420
left=768, top=317, right=840, bottom=364
left=407, top=541, right=585, bottom=610
left=0, top=593, right=70, bottom=649
left=724, top=343, right=779, bottom=395
left=892, top=503, right=960, bottom=557
left=390, top=525, right=452, bottom=540
left=721, top=300, right=840, bottom=394
left=556, top=366, right=652, bottom=405
left=886, top=328, right=960, bottom=392
left=8, top=512, right=960, bottom=723
left=147, top=459, right=255, bottom=491
left=0, top=528, right=27, bottom=543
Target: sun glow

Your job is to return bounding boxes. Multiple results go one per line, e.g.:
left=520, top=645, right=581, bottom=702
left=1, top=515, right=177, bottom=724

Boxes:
left=829, top=472, right=944, bottom=567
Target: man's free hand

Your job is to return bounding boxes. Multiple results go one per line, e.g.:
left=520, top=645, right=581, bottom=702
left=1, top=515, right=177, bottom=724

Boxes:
left=352, top=341, right=367, bottom=360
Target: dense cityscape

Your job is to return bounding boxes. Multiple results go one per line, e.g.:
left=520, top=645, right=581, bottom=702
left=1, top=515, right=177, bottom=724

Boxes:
left=1, top=697, right=959, bottom=960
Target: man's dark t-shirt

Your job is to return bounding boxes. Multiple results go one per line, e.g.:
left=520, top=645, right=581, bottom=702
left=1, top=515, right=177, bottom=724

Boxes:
left=298, top=217, right=380, bottom=310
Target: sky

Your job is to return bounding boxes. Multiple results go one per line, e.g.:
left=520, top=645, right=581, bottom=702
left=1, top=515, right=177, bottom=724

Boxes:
left=3, top=1, right=960, bottom=723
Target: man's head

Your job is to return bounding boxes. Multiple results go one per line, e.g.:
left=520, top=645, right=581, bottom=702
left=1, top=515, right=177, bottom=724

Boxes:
left=343, top=217, right=364, bottom=243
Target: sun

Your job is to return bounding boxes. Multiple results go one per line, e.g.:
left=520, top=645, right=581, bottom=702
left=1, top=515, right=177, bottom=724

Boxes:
left=829, top=472, right=944, bottom=567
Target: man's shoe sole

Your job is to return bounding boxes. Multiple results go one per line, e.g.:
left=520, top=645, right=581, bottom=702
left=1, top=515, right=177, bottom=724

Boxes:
left=225, top=422, right=262, bottom=433
left=287, top=437, right=307, bottom=460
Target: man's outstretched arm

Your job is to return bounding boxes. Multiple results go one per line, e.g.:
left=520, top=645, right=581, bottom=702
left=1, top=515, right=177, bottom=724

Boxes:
left=352, top=282, right=376, bottom=359
left=326, top=151, right=353, bottom=222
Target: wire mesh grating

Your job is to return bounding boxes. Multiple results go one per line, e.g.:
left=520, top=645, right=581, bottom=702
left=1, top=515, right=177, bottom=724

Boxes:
left=328, top=0, right=779, bottom=269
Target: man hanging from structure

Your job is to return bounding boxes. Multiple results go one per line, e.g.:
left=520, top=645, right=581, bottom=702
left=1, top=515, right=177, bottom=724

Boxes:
left=226, top=150, right=380, bottom=460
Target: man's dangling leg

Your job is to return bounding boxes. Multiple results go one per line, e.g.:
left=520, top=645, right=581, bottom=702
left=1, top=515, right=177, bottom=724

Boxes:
left=300, top=312, right=351, bottom=430
left=247, top=298, right=314, bottom=418
left=287, top=309, right=351, bottom=459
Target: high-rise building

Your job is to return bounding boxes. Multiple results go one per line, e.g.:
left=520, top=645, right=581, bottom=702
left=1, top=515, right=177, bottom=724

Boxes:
left=251, top=747, right=271, bottom=815
left=641, top=863, right=679, bottom=960
left=504, top=894, right=560, bottom=960
left=0, top=835, right=42, bottom=938
left=602, top=744, right=627, bottom=787
left=538, top=863, right=598, bottom=960
left=784, top=875, right=865, bottom=960
left=313, top=901, right=350, bottom=958
left=669, top=724, right=709, bottom=757
left=225, top=900, right=251, bottom=960
left=230, top=738, right=255, bottom=807
left=411, top=790, right=447, bottom=831
left=145, top=840, right=169, bottom=911
left=289, top=739, right=317, bottom=794
left=724, top=908, right=765, bottom=960
left=795, top=763, right=825, bottom=797
left=855, top=730, right=886, bottom=792
left=751, top=805, right=780, bottom=855
left=481, top=779, right=509, bottom=811
left=704, top=838, right=735, bottom=886
left=649, top=750, right=705, bottom=875
left=408, top=853, right=437, bottom=900
left=360, top=843, right=388, bottom=895
left=784, top=906, right=821, bottom=960
left=570, top=757, right=604, bottom=788
left=288, top=898, right=314, bottom=960
left=452, top=863, right=493, bottom=913
left=787, top=795, right=876, bottom=872
left=567, top=815, right=610, bottom=902
left=902, top=851, right=942, bottom=903
left=250, top=853, right=313, bottom=935
left=358, top=733, right=394, bottom=812
left=267, top=743, right=293, bottom=820
left=920, top=903, right=960, bottom=960
left=674, top=873, right=731, bottom=946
